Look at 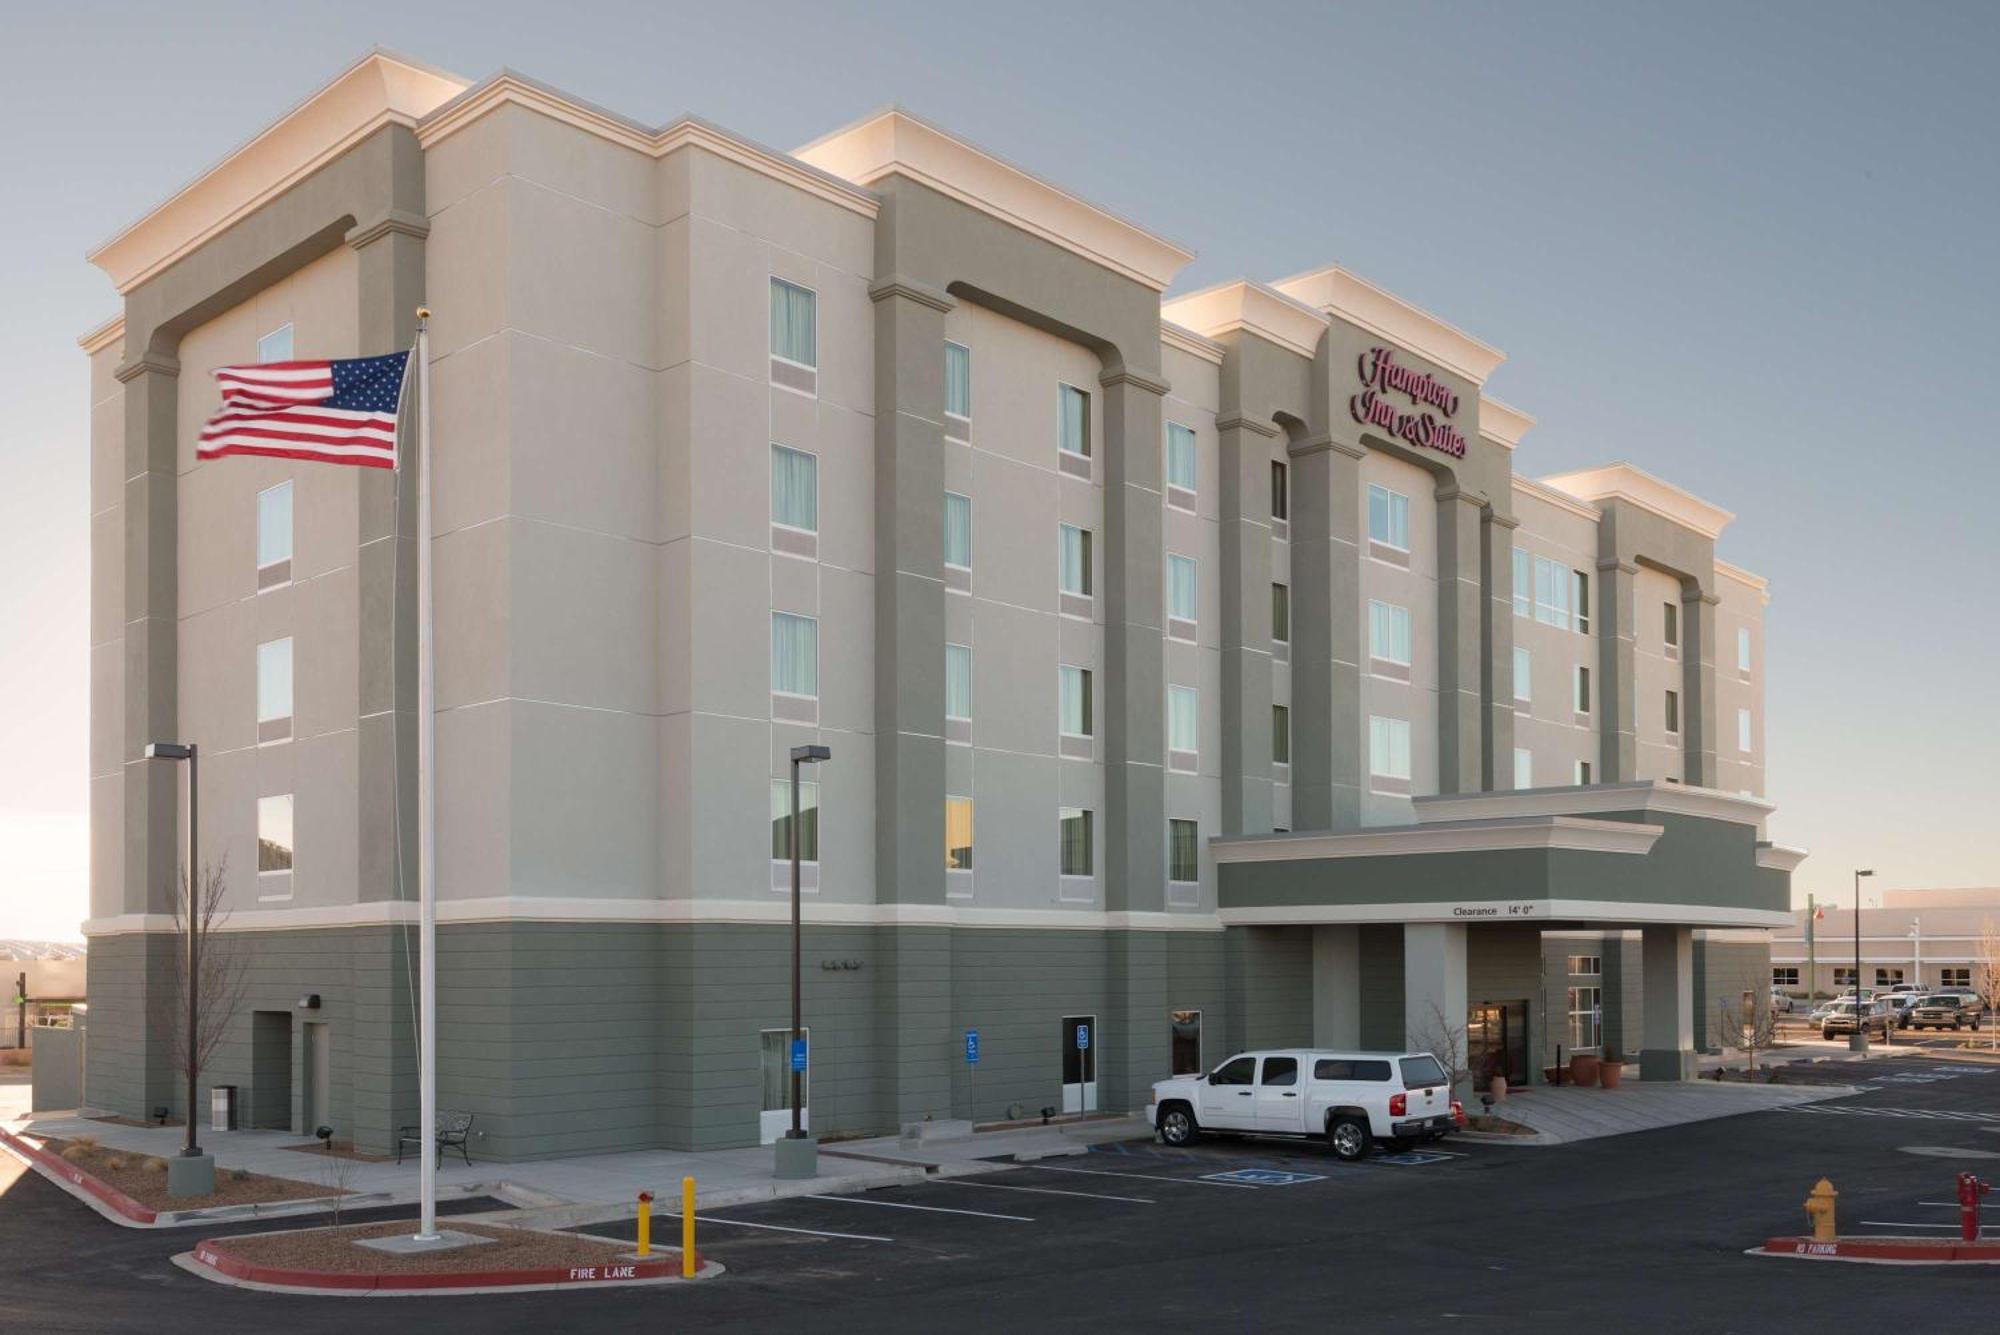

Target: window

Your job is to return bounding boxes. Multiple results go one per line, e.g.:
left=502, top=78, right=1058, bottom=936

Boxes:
left=1575, top=665, right=1591, bottom=714
left=1260, top=1056, right=1299, bottom=1087
left=1367, top=483, right=1410, bottom=550
left=769, top=278, right=816, bottom=367
left=1664, top=689, right=1680, bottom=734
left=1058, top=524, right=1092, bottom=597
left=257, top=323, right=293, bottom=363
left=944, top=492, right=972, bottom=569
left=1167, top=554, right=1197, bottom=628
left=1211, top=1055, right=1255, bottom=1086
left=1738, top=708, right=1753, bottom=753
left=945, top=644, right=972, bottom=722
left=1168, top=685, right=1198, bottom=760
left=1271, top=583, right=1290, bottom=644
left=770, top=779, right=820, bottom=861
left=1058, top=384, right=1090, bottom=459
left=1513, top=747, right=1532, bottom=790
left=1567, top=986, right=1602, bottom=1051
left=1272, top=705, right=1290, bottom=765
left=771, top=444, right=818, bottom=532
left=1533, top=555, right=1572, bottom=628
left=257, top=793, right=294, bottom=876
left=1270, top=461, right=1288, bottom=521
left=1833, top=967, right=1858, bottom=988
left=1772, top=967, right=1800, bottom=988
left=1059, top=665, right=1093, bottom=737
left=1170, top=1010, right=1203, bottom=1076
left=1567, top=954, right=1603, bottom=976
left=1576, top=759, right=1592, bottom=785
left=1512, top=547, right=1531, bottom=617
left=1576, top=570, right=1591, bottom=634
left=1370, top=600, right=1411, bottom=666
left=760, top=1028, right=809, bottom=1121
left=1663, top=601, right=1679, bottom=649
left=1513, top=646, right=1531, bottom=704
left=1168, top=818, right=1199, bottom=884
left=1166, top=422, right=1197, bottom=499
left=1875, top=967, right=1904, bottom=988
left=1369, top=715, right=1411, bottom=781
left=770, top=612, right=819, bottom=698
left=1059, top=807, right=1094, bottom=876
left=1737, top=626, right=1752, bottom=672
left=944, top=341, right=971, bottom=420
left=1943, top=967, right=1972, bottom=989
left=256, top=481, right=293, bottom=589
left=257, top=637, right=293, bottom=742
left=1316, top=1058, right=1392, bottom=1081
left=945, top=796, right=973, bottom=871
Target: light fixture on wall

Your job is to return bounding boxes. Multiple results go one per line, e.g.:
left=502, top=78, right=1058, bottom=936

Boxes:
left=296, top=994, right=320, bottom=1010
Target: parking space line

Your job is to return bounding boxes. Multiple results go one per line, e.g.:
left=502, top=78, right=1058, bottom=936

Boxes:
left=939, top=1178, right=1156, bottom=1205
left=692, top=1214, right=893, bottom=1243
left=804, top=1194, right=1032, bottom=1222
left=1022, top=1163, right=1261, bottom=1189
left=1858, top=1220, right=2000, bottom=1233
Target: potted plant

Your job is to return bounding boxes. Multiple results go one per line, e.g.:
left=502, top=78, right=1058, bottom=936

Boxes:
left=1570, top=1051, right=1600, bottom=1087
left=1598, top=1049, right=1624, bottom=1088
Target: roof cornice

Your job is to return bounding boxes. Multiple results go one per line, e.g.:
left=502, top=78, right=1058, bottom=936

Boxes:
left=87, top=50, right=470, bottom=294
left=1479, top=395, right=1534, bottom=451
left=1413, top=780, right=1774, bottom=829
left=1160, top=279, right=1329, bottom=359
left=1212, top=815, right=1664, bottom=863
left=1715, top=559, right=1769, bottom=600
left=1537, top=463, right=1735, bottom=541
left=1161, top=319, right=1226, bottom=365
left=77, top=314, right=126, bottom=355
left=794, top=107, right=1193, bottom=291
left=1269, top=265, right=1505, bottom=384
left=1512, top=474, right=1601, bottom=522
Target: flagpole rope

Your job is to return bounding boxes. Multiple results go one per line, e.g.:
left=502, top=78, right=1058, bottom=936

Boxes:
left=386, top=344, right=420, bottom=1090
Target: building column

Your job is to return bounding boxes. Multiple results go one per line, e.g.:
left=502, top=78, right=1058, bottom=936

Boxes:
left=1640, top=924, right=1696, bottom=1080
left=1597, top=559, right=1639, bottom=781
left=1403, top=922, right=1468, bottom=1080
left=1289, top=436, right=1365, bottom=830
left=1482, top=511, right=1518, bottom=789
left=1435, top=487, right=1486, bottom=793
left=1217, top=414, right=1276, bottom=836
left=1681, top=588, right=1720, bottom=788
left=1312, top=925, right=1361, bottom=1048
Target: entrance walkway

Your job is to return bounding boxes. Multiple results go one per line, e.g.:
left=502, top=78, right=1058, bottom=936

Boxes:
left=1480, top=1078, right=1853, bottom=1145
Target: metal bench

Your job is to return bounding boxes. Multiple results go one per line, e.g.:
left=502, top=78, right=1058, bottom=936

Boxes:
left=397, top=1110, right=474, bottom=1166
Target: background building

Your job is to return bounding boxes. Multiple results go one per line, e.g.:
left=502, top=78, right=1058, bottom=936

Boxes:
left=1772, top=887, right=2000, bottom=998
left=79, top=52, right=1795, bottom=1158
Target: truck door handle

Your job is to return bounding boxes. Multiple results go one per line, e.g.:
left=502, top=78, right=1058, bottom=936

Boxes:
left=1237, top=1091, right=1252, bottom=1097
left=1280, top=1092, right=1296, bottom=1098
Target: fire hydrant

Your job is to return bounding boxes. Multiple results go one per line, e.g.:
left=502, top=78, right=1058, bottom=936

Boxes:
left=1957, top=1171, right=1990, bottom=1243
left=1804, top=1177, right=1838, bottom=1242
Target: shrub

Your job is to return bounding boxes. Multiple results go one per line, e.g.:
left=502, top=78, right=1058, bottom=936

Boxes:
left=103, top=1156, right=128, bottom=1172
left=230, top=1168, right=251, bottom=1182
left=144, top=1158, right=168, bottom=1175
left=60, top=1144, right=92, bottom=1163
left=69, top=1134, right=98, bottom=1149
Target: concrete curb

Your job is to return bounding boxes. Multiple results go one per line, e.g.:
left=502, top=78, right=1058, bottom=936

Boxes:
left=1755, top=1234, right=2000, bottom=1264
left=177, top=1234, right=724, bottom=1296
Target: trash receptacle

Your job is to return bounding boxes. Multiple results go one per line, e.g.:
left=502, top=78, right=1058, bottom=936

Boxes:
left=210, top=1084, right=237, bottom=1132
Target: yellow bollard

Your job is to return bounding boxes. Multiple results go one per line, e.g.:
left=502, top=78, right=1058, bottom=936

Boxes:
left=636, top=1190, right=653, bottom=1258
left=1804, top=1177, right=1838, bottom=1242
left=682, top=1175, right=697, bottom=1278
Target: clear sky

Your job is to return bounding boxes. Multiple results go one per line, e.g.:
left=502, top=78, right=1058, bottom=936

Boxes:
left=1, top=0, right=1995, bottom=939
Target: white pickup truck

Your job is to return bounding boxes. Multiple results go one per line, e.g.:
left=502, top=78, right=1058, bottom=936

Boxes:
left=1150, top=1049, right=1460, bottom=1161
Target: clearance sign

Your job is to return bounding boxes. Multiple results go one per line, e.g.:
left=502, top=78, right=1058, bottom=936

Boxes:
left=1350, top=346, right=1468, bottom=459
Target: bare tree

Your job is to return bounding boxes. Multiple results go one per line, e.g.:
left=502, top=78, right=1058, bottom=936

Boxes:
left=1408, top=1000, right=1470, bottom=1096
left=1976, top=917, right=2000, bottom=1053
left=1718, top=994, right=1781, bottom=1079
left=151, top=859, right=250, bottom=1119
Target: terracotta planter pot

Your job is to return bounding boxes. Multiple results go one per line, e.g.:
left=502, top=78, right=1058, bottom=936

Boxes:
left=1570, top=1053, right=1601, bottom=1087
left=1489, top=1076, right=1509, bottom=1102
left=1598, top=1060, right=1623, bottom=1089
left=1542, top=1066, right=1561, bottom=1086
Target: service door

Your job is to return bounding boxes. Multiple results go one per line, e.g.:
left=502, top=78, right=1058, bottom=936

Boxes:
left=1060, top=1015, right=1097, bottom=1113
left=759, top=1028, right=809, bottom=1145
left=302, top=1022, right=331, bottom=1134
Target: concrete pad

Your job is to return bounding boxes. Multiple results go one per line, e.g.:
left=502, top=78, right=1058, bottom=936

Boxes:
left=355, top=1228, right=496, bottom=1255
left=1493, top=1079, right=1858, bottom=1145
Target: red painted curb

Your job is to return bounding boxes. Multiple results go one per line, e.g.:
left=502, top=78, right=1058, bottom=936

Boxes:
left=1760, top=1235, right=2000, bottom=1263
left=0, top=1126, right=159, bottom=1224
left=190, top=1236, right=704, bottom=1291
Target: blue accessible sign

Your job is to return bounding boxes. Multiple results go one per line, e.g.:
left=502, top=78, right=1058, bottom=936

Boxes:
left=965, top=1029, right=980, bottom=1064
left=790, top=1038, right=807, bottom=1072
left=1076, top=1024, right=1090, bottom=1051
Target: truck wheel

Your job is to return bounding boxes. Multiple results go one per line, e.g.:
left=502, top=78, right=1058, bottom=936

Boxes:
left=1327, top=1116, right=1371, bottom=1162
left=1157, top=1104, right=1199, bottom=1147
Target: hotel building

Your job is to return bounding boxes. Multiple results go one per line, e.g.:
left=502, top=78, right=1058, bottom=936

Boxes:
left=79, top=52, right=1798, bottom=1158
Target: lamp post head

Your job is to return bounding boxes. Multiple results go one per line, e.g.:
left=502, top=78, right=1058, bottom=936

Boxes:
left=1856, top=869, right=1875, bottom=878
left=144, top=741, right=193, bottom=761
left=790, top=745, right=832, bottom=764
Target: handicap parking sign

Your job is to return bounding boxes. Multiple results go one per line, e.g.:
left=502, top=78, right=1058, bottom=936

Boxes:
left=965, top=1029, right=980, bottom=1064
left=1202, top=1168, right=1326, bottom=1186
left=1076, top=1024, right=1090, bottom=1051
left=790, top=1038, right=807, bottom=1072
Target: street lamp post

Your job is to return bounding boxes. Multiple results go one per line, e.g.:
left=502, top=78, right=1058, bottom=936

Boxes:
left=144, top=741, right=213, bottom=1196
left=777, top=744, right=830, bottom=1181
left=1911, top=916, right=1922, bottom=993
left=1852, top=869, right=1875, bottom=1053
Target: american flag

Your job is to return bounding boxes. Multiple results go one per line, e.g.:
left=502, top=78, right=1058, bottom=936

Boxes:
left=197, top=350, right=411, bottom=469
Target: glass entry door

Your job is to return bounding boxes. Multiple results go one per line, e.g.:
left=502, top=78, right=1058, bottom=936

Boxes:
left=759, top=1028, right=809, bottom=1144
left=1467, top=1001, right=1528, bottom=1092
left=1061, top=1015, right=1097, bottom=1113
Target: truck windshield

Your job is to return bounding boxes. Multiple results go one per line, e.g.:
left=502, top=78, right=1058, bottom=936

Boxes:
left=1399, top=1056, right=1448, bottom=1088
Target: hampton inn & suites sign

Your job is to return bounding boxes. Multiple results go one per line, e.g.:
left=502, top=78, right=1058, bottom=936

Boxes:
left=1350, top=346, right=1468, bottom=459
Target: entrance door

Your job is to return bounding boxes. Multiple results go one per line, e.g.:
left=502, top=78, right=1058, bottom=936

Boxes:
left=302, top=1022, right=331, bottom=1133
left=1060, top=1015, right=1097, bottom=1113
left=1467, top=1001, right=1528, bottom=1092
left=759, top=1028, right=809, bottom=1145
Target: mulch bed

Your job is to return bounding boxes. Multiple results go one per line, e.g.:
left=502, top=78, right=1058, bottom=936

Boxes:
left=214, top=1220, right=642, bottom=1275
left=32, top=1135, right=338, bottom=1211
left=1462, top=1114, right=1533, bottom=1135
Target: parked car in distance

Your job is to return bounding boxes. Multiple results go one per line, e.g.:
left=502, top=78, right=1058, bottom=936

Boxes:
left=1908, top=994, right=1986, bottom=1032
left=1150, top=1049, right=1461, bottom=1162
left=1889, top=982, right=1925, bottom=994
left=1883, top=993, right=1921, bottom=1029
left=1820, top=999, right=1891, bottom=1040
left=1768, top=989, right=1796, bottom=1014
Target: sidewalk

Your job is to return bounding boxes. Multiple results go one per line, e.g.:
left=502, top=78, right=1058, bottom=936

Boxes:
left=1481, top=1076, right=1858, bottom=1146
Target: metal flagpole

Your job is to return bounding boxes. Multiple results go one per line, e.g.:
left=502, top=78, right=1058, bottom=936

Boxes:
left=413, top=309, right=439, bottom=1242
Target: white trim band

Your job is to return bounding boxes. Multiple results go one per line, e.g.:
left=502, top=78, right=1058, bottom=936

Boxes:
left=1217, top=899, right=1795, bottom=929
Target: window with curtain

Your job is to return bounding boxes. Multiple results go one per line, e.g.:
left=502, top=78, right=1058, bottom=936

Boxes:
left=1169, top=819, right=1199, bottom=883
left=257, top=637, right=293, bottom=725
left=1663, top=601, right=1679, bottom=647
left=1737, top=626, right=1752, bottom=671
left=1166, top=422, right=1197, bottom=495
left=769, top=778, right=820, bottom=861
left=1369, top=715, right=1411, bottom=780
left=1059, top=384, right=1090, bottom=457
left=1270, top=461, right=1288, bottom=521
left=1512, top=547, right=1532, bottom=617
left=771, top=444, right=818, bottom=532
left=257, top=794, right=294, bottom=874
left=1059, top=524, right=1092, bottom=595
left=257, top=323, right=294, bottom=363
left=1168, top=555, right=1197, bottom=623
left=945, top=341, right=971, bottom=418
left=1575, top=665, right=1591, bottom=713
left=257, top=481, right=293, bottom=571
left=1271, top=583, right=1290, bottom=644
left=945, top=796, right=974, bottom=871
left=1576, top=759, right=1593, bottom=785
left=1059, top=807, right=1093, bottom=876
left=1664, top=689, right=1680, bottom=733
left=1533, top=555, right=1572, bottom=628
left=1168, top=685, right=1198, bottom=755
left=1368, top=484, right=1410, bottom=549
left=1575, top=569, right=1591, bottom=633
left=1738, top=708, right=1752, bottom=752
left=946, top=644, right=972, bottom=721
left=1059, top=665, right=1092, bottom=736
left=1369, top=600, right=1411, bottom=665
left=1513, top=646, right=1531, bottom=703
left=944, top=492, right=972, bottom=568
left=770, top=612, right=819, bottom=697
left=770, top=278, right=816, bottom=366
left=1514, top=747, right=1533, bottom=789
left=1272, top=705, right=1290, bottom=764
